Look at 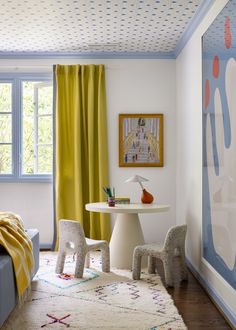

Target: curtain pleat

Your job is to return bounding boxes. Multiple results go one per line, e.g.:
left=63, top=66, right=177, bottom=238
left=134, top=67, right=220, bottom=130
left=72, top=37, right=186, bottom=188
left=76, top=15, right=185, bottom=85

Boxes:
left=53, top=64, right=110, bottom=250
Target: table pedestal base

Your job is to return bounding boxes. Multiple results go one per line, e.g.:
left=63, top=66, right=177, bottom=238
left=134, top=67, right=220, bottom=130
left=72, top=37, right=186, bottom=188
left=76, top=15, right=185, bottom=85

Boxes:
left=110, top=213, right=145, bottom=269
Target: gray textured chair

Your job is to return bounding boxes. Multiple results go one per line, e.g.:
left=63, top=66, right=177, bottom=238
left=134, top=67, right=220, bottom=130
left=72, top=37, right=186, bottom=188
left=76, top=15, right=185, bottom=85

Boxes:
left=132, top=224, right=187, bottom=287
left=55, top=219, right=110, bottom=278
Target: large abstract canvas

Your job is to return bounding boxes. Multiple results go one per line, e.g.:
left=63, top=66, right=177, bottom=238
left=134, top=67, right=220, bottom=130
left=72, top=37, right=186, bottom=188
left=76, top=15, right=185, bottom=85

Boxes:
left=202, top=0, right=236, bottom=289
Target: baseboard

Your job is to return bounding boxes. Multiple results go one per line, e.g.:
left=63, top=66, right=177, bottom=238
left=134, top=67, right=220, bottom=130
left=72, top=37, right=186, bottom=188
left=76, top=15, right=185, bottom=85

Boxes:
left=186, top=258, right=236, bottom=329
left=40, top=243, right=53, bottom=250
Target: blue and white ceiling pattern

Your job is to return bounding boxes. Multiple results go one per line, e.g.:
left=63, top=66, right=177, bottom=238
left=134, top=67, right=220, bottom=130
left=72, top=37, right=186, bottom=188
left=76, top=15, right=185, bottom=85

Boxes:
left=203, top=0, right=236, bottom=56
left=0, top=0, right=206, bottom=57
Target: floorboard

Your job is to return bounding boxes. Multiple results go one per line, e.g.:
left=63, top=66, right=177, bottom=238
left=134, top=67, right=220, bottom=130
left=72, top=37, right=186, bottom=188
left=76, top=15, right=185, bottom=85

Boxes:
left=155, top=259, right=232, bottom=330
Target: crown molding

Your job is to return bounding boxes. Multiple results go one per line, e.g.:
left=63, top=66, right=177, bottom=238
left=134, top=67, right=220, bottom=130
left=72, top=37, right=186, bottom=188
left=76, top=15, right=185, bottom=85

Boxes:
left=0, top=51, right=175, bottom=60
left=174, top=0, right=216, bottom=57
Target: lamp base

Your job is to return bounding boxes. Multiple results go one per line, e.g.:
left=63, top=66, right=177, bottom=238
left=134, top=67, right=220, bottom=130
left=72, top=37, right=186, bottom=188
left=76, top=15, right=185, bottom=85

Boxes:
left=141, top=189, right=154, bottom=204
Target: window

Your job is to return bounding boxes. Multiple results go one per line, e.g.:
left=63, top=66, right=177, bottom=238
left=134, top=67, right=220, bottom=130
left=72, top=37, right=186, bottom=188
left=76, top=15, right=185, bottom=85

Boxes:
left=0, top=75, right=53, bottom=182
left=0, top=82, right=12, bottom=174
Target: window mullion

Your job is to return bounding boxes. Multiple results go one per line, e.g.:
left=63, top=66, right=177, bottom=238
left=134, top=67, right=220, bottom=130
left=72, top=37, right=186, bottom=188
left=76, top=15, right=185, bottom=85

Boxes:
left=12, top=79, right=18, bottom=178
left=15, top=78, right=22, bottom=178
left=37, top=114, right=51, bottom=117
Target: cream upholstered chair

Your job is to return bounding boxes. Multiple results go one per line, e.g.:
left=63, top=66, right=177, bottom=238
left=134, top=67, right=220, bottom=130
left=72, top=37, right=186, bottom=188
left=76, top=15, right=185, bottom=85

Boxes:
left=132, top=224, right=187, bottom=287
left=55, top=219, right=110, bottom=278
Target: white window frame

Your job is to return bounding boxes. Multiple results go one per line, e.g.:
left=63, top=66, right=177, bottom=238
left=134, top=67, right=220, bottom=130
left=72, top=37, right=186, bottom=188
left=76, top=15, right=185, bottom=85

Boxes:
left=0, top=73, right=53, bottom=182
left=0, top=80, right=14, bottom=176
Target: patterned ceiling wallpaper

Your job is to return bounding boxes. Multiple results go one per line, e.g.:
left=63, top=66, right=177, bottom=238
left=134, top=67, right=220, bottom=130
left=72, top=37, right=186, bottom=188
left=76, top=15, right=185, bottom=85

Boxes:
left=0, top=0, right=201, bottom=54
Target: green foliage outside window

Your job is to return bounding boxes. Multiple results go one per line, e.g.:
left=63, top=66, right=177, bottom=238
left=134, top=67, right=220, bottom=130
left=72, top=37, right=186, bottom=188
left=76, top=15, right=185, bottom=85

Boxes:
left=22, top=81, right=53, bottom=174
left=0, top=80, right=53, bottom=176
left=0, top=83, right=12, bottom=174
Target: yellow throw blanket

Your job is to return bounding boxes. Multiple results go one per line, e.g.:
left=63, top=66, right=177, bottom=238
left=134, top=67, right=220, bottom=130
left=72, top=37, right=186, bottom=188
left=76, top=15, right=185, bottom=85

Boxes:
left=0, top=212, right=34, bottom=301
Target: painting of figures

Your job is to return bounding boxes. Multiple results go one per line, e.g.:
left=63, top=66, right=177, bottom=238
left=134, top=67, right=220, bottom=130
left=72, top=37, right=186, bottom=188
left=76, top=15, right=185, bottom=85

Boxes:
left=119, top=114, right=163, bottom=167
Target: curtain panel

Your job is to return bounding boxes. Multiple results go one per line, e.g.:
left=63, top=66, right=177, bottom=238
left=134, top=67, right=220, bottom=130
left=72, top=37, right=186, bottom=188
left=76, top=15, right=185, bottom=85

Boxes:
left=53, top=64, right=110, bottom=249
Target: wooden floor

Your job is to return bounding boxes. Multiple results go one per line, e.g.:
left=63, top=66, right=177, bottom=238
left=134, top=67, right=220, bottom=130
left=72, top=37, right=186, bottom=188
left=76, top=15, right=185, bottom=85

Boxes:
left=155, top=259, right=232, bottom=330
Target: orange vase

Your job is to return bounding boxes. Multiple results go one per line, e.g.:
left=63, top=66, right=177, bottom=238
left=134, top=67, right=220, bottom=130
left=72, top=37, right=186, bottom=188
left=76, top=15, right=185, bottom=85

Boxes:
left=141, top=189, right=154, bottom=204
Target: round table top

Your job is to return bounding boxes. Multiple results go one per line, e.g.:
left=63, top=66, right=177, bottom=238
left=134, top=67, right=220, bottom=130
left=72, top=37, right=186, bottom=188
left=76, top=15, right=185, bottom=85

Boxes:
left=85, top=202, right=170, bottom=214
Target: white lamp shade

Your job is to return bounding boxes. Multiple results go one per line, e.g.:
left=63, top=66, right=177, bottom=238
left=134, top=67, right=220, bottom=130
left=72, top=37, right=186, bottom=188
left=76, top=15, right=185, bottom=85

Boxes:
left=125, top=175, right=149, bottom=183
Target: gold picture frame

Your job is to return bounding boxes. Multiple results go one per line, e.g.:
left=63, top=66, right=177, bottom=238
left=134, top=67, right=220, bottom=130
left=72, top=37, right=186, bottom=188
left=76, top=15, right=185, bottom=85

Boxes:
left=119, top=114, right=164, bottom=167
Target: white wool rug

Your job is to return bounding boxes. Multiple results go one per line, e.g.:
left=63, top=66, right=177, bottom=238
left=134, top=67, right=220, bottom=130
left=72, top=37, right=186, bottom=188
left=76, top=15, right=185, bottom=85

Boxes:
left=2, top=252, right=187, bottom=329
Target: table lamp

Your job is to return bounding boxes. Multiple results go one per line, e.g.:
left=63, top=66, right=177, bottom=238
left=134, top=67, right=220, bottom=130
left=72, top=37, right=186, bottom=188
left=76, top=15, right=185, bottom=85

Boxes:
left=125, top=175, right=154, bottom=204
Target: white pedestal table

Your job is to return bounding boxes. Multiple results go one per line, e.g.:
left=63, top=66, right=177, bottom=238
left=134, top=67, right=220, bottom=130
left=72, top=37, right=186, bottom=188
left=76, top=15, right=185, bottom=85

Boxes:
left=85, top=202, right=170, bottom=269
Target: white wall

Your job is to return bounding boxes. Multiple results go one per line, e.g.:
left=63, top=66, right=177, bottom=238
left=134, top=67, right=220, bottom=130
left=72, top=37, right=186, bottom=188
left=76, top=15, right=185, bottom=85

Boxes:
left=0, top=58, right=176, bottom=246
left=176, top=0, right=236, bottom=324
left=0, top=183, right=53, bottom=246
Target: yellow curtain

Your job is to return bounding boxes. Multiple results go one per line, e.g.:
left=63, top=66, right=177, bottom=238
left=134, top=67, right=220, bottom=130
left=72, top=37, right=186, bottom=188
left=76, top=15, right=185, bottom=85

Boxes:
left=54, top=64, right=110, bottom=249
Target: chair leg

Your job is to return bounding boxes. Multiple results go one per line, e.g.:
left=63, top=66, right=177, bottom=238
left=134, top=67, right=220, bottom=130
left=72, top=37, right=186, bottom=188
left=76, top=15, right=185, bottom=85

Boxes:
left=132, top=249, right=142, bottom=280
left=179, top=246, right=188, bottom=281
left=75, top=252, right=86, bottom=278
left=162, top=255, right=174, bottom=287
left=55, top=250, right=66, bottom=274
left=85, top=252, right=90, bottom=268
left=148, top=256, right=156, bottom=274
left=101, top=244, right=110, bottom=272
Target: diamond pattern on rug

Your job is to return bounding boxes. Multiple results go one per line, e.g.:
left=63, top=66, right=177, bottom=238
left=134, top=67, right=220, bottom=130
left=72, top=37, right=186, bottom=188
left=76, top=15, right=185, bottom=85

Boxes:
left=36, top=268, right=98, bottom=289
left=2, top=252, right=187, bottom=330
left=35, top=252, right=99, bottom=289
left=77, top=277, right=176, bottom=316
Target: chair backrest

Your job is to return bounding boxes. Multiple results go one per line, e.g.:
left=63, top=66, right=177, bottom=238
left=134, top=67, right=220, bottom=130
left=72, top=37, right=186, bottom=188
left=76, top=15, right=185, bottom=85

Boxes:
left=59, top=219, right=87, bottom=250
left=163, top=224, right=187, bottom=252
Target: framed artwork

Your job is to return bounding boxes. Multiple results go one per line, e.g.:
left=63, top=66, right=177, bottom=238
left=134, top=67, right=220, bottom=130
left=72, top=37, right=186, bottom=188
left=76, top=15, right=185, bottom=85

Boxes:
left=202, top=0, right=236, bottom=289
left=119, top=113, right=163, bottom=167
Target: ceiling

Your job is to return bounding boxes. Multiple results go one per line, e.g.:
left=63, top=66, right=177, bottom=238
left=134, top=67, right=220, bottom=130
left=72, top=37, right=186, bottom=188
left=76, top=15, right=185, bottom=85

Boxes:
left=0, top=0, right=211, bottom=58
left=203, top=0, right=236, bottom=56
